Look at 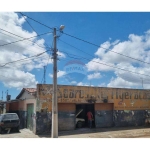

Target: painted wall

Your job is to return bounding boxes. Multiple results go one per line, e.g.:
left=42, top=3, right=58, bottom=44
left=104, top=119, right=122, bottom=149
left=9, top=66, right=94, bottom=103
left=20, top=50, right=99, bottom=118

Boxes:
left=36, top=84, right=150, bottom=132
left=6, top=99, right=36, bottom=130
left=18, top=99, right=36, bottom=112
left=37, top=84, right=150, bottom=109
left=19, top=90, right=35, bottom=100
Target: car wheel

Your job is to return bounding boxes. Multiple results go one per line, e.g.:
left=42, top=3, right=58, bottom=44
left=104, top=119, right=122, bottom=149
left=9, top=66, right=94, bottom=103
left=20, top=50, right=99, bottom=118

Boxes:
left=77, top=121, right=83, bottom=128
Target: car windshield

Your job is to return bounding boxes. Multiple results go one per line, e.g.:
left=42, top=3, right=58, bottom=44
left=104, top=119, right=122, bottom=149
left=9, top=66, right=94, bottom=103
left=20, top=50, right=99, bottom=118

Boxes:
left=3, top=114, right=19, bottom=120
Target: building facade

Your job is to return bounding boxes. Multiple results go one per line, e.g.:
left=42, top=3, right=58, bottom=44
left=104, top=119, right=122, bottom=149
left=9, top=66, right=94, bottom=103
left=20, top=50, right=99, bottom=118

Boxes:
left=35, top=84, right=150, bottom=134
left=6, top=88, right=36, bottom=132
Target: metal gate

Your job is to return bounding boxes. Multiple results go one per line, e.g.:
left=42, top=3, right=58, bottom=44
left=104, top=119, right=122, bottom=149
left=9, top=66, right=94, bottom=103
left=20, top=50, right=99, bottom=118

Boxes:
left=95, top=103, right=114, bottom=128
left=27, top=104, right=34, bottom=131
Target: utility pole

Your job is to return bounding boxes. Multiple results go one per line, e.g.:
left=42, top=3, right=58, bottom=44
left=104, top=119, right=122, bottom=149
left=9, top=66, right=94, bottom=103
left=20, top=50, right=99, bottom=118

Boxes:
left=140, top=77, right=144, bottom=89
left=51, top=25, right=65, bottom=138
left=43, top=66, right=46, bottom=84
left=51, top=27, right=58, bottom=138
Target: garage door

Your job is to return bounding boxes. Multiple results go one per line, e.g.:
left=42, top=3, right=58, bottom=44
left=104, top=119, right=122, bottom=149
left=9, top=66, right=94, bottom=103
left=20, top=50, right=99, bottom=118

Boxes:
left=58, top=103, right=76, bottom=131
left=95, top=103, right=113, bottom=128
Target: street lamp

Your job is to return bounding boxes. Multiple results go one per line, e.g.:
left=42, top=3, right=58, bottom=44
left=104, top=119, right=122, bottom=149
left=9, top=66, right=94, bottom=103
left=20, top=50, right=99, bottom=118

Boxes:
left=51, top=25, right=65, bottom=138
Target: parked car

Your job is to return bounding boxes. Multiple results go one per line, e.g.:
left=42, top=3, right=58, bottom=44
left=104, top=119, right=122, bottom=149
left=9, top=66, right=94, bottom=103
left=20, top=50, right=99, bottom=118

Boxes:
left=0, top=113, right=20, bottom=134
left=76, top=109, right=85, bottom=128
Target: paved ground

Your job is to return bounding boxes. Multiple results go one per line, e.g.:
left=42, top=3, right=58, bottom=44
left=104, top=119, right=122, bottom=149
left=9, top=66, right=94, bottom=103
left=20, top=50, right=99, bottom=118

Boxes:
left=0, top=126, right=150, bottom=138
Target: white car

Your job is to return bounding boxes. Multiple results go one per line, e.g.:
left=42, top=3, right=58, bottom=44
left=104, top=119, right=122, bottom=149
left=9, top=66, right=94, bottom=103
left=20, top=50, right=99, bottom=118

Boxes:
left=76, top=109, right=85, bottom=128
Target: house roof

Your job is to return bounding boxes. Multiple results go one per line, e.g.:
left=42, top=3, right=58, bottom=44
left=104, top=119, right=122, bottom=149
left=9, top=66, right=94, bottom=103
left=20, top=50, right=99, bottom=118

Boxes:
left=16, top=88, right=37, bottom=99
left=24, top=88, right=37, bottom=93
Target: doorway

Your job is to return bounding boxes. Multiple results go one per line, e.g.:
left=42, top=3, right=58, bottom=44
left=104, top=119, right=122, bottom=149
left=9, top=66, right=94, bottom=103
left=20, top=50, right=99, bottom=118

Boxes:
left=76, top=104, right=95, bottom=128
left=27, top=104, right=34, bottom=131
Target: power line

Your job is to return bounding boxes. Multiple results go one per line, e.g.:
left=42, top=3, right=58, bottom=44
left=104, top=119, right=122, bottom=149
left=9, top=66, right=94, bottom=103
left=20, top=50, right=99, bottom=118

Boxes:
left=19, top=13, right=52, bottom=49
left=20, top=12, right=150, bottom=65
left=0, top=31, right=52, bottom=47
left=58, top=39, right=92, bottom=57
left=0, top=50, right=50, bottom=67
left=0, top=28, right=51, bottom=49
left=19, top=12, right=53, bottom=30
left=58, top=39, right=150, bottom=78
left=62, top=32, right=150, bottom=65
left=0, top=55, right=50, bottom=70
left=41, top=39, right=53, bottom=84
left=19, top=13, right=55, bottom=85
left=59, top=50, right=150, bottom=78
left=19, top=13, right=150, bottom=83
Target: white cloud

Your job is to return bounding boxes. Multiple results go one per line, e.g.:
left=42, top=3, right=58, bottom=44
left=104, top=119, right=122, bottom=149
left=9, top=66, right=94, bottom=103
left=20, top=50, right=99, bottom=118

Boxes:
left=98, top=83, right=106, bottom=87
left=0, top=68, right=37, bottom=89
left=77, top=82, right=92, bottom=86
left=86, top=29, right=150, bottom=89
left=77, top=82, right=83, bottom=86
left=95, top=41, right=111, bottom=58
left=70, top=81, right=77, bottom=84
left=49, top=70, right=66, bottom=78
left=86, top=58, right=115, bottom=72
left=87, top=72, right=101, bottom=80
left=57, top=51, right=66, bottom=58
left=0, top=12, right=52, bottom=89
left=107, top=77, right=142, bottom=89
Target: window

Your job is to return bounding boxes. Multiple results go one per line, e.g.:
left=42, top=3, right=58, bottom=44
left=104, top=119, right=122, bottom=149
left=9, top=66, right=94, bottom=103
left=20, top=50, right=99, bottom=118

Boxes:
left=3, top=114, right=19, bottom=120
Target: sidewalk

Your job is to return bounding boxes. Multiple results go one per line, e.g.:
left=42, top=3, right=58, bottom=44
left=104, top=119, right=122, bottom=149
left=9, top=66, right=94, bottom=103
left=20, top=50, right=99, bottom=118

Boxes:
left=1, top=126, right=150, bottom=138
left=39, top=126, right=150, bottom=138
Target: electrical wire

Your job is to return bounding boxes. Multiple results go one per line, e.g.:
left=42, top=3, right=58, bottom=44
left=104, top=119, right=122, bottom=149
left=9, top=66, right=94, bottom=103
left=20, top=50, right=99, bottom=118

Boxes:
left=0, top=31, right=48, bottom=52
left=19, top=13, right=52, bottom=49
left=19, top=12, right=54, bottom=30
left=0, top=55, right=50, bottom=70
left=20, top=12, right=150, bottom=65
left=0, top=28, right=51, bottom=49
left=2, top=13, right=150, bottom=83
left=19, top=13, right=54, bottom=84
left=0, top=31, right=52, bottom=47
left=41, top=39, right=54, bottom=83
left=58, top=39, right=92, bottom=58
left=59, top=39, right=150, bottom=78
left=0, top=50, right=50, bottom=67
left=59, top=50, right=150, bottom=78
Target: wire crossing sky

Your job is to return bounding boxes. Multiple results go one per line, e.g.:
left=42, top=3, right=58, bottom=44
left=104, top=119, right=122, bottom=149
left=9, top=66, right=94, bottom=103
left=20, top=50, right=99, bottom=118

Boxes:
left=1, top=12, right=150, bottom=99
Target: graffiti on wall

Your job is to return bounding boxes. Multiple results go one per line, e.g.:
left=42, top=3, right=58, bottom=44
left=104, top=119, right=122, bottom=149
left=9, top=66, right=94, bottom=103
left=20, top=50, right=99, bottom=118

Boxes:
left=113, top=110, right=150, bottom=126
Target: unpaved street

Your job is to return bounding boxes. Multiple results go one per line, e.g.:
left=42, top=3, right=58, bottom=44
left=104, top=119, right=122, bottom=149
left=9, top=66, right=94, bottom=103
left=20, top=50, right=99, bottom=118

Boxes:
left=0, top=127, right=150, bottom=138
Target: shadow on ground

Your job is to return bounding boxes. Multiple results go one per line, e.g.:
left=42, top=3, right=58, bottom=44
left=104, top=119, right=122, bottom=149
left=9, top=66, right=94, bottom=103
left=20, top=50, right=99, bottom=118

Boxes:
left=0, top=129, right=20, bottom=135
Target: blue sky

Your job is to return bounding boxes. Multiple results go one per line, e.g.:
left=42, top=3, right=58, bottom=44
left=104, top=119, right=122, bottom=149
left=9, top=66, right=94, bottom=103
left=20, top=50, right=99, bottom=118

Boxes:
left=1, top=12, right=150, bottom=100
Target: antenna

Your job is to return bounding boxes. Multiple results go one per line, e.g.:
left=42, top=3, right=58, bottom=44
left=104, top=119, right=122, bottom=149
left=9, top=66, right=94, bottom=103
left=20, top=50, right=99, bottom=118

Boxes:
left=1, top=91, right=3, bottom=100
left=6, top=90, right=8, bottom=97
